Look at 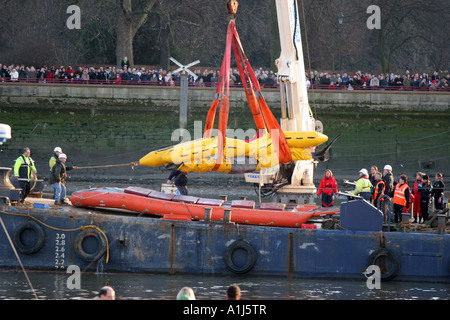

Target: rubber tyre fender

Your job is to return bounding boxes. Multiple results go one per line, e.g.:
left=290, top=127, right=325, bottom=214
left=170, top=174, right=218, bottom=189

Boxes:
left=224, top=239, right=257, bottom=274
left=73, top=228, right=107, bottom=262
left=367, top=248, right=400, bottom=282
left=13, top=220, right=45, bottom=255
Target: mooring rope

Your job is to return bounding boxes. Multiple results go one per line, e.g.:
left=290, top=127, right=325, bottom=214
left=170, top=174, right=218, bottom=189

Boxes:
left=0, top=216, right=39, bottom=300
left=74, top=162, right=139, bottom=170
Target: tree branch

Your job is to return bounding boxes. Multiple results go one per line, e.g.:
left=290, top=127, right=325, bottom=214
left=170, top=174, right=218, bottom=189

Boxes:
left=132, top=0, right=158, bottom=35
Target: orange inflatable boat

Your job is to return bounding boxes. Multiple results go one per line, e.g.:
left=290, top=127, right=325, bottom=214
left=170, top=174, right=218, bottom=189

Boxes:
left=70, top=187, right=338, bottom=228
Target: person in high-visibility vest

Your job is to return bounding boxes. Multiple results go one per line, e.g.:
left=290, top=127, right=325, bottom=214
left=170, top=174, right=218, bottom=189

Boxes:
left=49, top=146, right=77, bottom=171
left=49, top=146, right=62, bottom=170
left=351, top=168, right=372, bottom=201
left=371, top=172, right=385, bottom=205
left=13, top=147, right=37, bottom=203
left=392, top=174, right=411, bottom=223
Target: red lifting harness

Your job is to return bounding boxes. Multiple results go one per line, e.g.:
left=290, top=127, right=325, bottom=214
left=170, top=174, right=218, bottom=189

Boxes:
left=203, top=19, right=292, bottom=171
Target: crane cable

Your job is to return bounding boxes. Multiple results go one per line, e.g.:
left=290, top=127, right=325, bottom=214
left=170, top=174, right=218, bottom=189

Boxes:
left=299, top=0, right=317, bottom=120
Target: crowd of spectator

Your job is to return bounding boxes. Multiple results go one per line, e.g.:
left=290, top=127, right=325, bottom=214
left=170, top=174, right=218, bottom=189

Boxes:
left=0, top=62, right=448, bottom=91
left=306, top=70, right=450, bottom=91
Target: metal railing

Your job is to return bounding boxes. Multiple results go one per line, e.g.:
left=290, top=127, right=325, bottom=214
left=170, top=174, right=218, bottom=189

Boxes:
left=1, top=77, right=449, bottom=92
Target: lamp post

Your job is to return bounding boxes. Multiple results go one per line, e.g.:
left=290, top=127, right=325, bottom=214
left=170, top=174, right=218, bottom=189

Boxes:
left=338, top=12, right=344, bottom=72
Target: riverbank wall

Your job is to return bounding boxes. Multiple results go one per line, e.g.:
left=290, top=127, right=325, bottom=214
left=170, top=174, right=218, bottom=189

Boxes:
left=0, top=82, right=449, bottom=111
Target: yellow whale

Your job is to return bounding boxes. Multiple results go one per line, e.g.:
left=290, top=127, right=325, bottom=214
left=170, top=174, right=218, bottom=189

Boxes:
left=139, top=131, right=330, bottom=173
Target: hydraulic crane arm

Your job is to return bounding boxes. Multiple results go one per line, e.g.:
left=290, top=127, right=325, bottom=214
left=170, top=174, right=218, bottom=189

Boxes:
left=268, top=0, right=325, bottom=203
left=275, top=0, right=315, bottom=133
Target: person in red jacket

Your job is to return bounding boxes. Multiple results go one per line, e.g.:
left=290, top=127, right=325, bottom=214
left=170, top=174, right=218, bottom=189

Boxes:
left=412, top=172, right=423, bottom=223
left=317, top=169, right=338, bottom=207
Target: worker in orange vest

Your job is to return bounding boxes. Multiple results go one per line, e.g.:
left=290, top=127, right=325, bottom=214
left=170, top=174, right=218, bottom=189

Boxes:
left=371, top=172, right=385, bottom=206
left=392, top=174, right=411, bottom=223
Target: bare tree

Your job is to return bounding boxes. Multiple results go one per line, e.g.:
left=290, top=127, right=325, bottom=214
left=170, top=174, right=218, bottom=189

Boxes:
left=115, top=0, right=158, bottom=67
left=0, top=0, right=446, bottom=73
left=372, top=0, right=445, bottom=74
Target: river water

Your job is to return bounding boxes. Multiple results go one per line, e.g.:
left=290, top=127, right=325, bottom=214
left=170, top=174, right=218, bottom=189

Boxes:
left=0, top=270, right=448, bottom=300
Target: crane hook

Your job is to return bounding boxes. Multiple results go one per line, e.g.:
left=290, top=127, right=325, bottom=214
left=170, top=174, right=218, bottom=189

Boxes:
left=226, top=0, right=239, bottom=16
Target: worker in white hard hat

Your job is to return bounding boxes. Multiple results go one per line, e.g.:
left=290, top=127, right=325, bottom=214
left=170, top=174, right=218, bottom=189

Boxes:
left=49, top=146, right=78, bottom=171
left=382, top=164, right=395, bottom=197
left=49, top=153, right=69, bottom=205
left=49, top=147, right=63, bottom=170
left=351, top=168, right=372, bottom=201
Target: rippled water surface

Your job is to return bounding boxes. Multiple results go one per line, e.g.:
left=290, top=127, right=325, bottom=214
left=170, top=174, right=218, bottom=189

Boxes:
left=0, top=271, right=448, bottom=300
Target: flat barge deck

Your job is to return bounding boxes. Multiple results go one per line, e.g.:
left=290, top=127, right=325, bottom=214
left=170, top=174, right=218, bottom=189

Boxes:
left=1, top=196, right=449, bottom=283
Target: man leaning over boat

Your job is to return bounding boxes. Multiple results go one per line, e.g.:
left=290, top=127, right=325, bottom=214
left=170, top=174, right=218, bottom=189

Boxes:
left=167, top=169, right=188, bottom=195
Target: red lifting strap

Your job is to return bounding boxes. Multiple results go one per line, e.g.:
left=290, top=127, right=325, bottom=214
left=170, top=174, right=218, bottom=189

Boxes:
left=204, top=20, right=292, bottom=170
left=230, top=22, right=292, bottom=164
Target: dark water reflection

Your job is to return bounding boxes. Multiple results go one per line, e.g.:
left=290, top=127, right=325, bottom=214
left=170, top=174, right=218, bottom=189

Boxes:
left=0, top=271, right=448, bottom=300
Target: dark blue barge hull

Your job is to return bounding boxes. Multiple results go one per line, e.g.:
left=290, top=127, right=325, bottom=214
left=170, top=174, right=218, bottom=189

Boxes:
left=0, top=203, right=449, bottom=283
